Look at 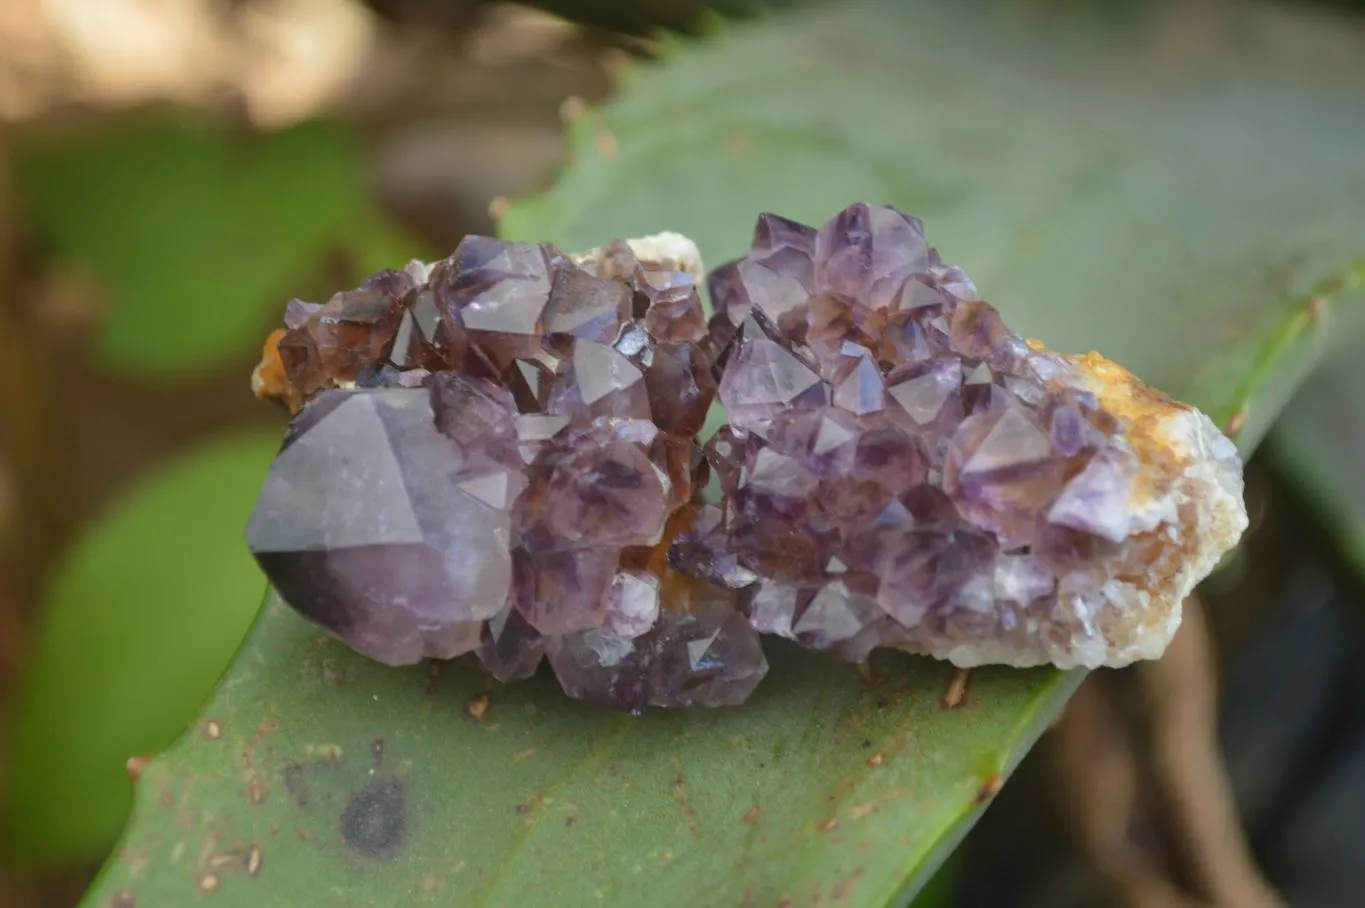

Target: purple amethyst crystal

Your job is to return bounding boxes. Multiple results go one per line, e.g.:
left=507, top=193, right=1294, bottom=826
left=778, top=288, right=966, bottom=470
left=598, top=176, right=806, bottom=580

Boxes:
left=246, top=388, right=512, bottom=665
left=249, top=206, right=1246, bottom=703
left=673, top=202, right=1246, bottom=670
left=547, top=573, right=766, bottom=713
left=247, top=233, right=767, bottom=709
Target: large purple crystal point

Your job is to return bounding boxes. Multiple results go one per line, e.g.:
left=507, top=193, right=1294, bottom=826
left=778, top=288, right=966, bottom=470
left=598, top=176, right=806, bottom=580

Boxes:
left=245, top=388, right=512, bottom=665
left=674, top=202, right=1247, bottom=670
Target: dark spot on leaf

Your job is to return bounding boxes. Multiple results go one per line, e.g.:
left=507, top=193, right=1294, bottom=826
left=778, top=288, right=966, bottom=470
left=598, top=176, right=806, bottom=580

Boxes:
left=110, top=891, right=135, bottom=908
left=283, top=761, right=308, bottom=807
left=860, top=739, right=870, bottom=748
left=564, top=816, right=578, bottom=828
left=341, top=777, right=407, bottom=858
left=339, top=781, right=404, bottom=857
left=673, top=773, right=699, bottom=837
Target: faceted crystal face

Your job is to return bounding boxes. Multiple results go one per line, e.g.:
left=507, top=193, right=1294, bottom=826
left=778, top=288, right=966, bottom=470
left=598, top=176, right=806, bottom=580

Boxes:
left=751, top=212, right=817, bottom=290
left=548, top=341, right=651, bottom=424
left=644, top=342, right=716, bottom=437
left=472, top=604, right=546, bottom=682
left=432, top=237, right=552, bottom=368
left=543, top=440, right=670, bottom=548
left=246, top=389, right=512, bottom=665
left=600, top=571, right=662, bottom=638
left=640, top=270, right=707, bottom=342
left=310, top=287, right=411, bottom=381
left=543, top=267, right=631, bottom=344
left=717, top=330, right=826, bottom=436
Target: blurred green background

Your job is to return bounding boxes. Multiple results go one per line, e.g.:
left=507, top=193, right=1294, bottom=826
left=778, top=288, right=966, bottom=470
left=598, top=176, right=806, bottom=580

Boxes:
left=3, top=1, right=1365, bottom=906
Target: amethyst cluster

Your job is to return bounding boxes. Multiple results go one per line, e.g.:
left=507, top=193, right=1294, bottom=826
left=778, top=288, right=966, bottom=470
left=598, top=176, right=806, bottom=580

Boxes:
left=248, top=202, right=1247, bottom=710
left=675, top=204, right=1243, bottom=671
left=247, top=234, right=767, bottom=711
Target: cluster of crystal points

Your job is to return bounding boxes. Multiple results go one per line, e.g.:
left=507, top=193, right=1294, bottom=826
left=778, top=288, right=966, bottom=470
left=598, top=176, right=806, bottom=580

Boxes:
left=246, top=202, right=1247, bottom=711
left=247, top=230, right=766, bottom=711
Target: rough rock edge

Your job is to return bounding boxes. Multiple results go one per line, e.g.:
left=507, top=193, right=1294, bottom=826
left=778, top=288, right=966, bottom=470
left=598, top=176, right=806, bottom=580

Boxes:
left=570, top=231, right=705, bottom=278
left=918, top=350, right=1248, bottom=669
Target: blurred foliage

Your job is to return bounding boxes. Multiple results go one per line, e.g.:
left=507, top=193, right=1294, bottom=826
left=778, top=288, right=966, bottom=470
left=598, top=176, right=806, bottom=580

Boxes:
left=5, top=431, right=280, bottom=866
left=16, top=117, right=415, bottom=380
left=1271, top=333, right=1365, bottom=580
left=364, top=0, right=798, bottom=35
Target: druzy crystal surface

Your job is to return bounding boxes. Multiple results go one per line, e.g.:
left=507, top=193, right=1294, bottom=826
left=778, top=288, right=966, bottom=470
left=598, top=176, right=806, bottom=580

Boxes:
left=677, top=204, right=1246, bottom=669
left=248, top=202, right=1247, bottom=711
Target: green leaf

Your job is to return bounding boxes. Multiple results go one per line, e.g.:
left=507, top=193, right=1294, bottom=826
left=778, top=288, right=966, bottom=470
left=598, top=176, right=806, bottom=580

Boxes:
left=1269, top=303, right=1365, bottom=580
left=83, top=1, right=1365, bottom=906
left=17, top=118, right=415, bottom=380
left=6, top=431, right=280, bottom=866
left=83, top=593, right=1075, bottom=907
